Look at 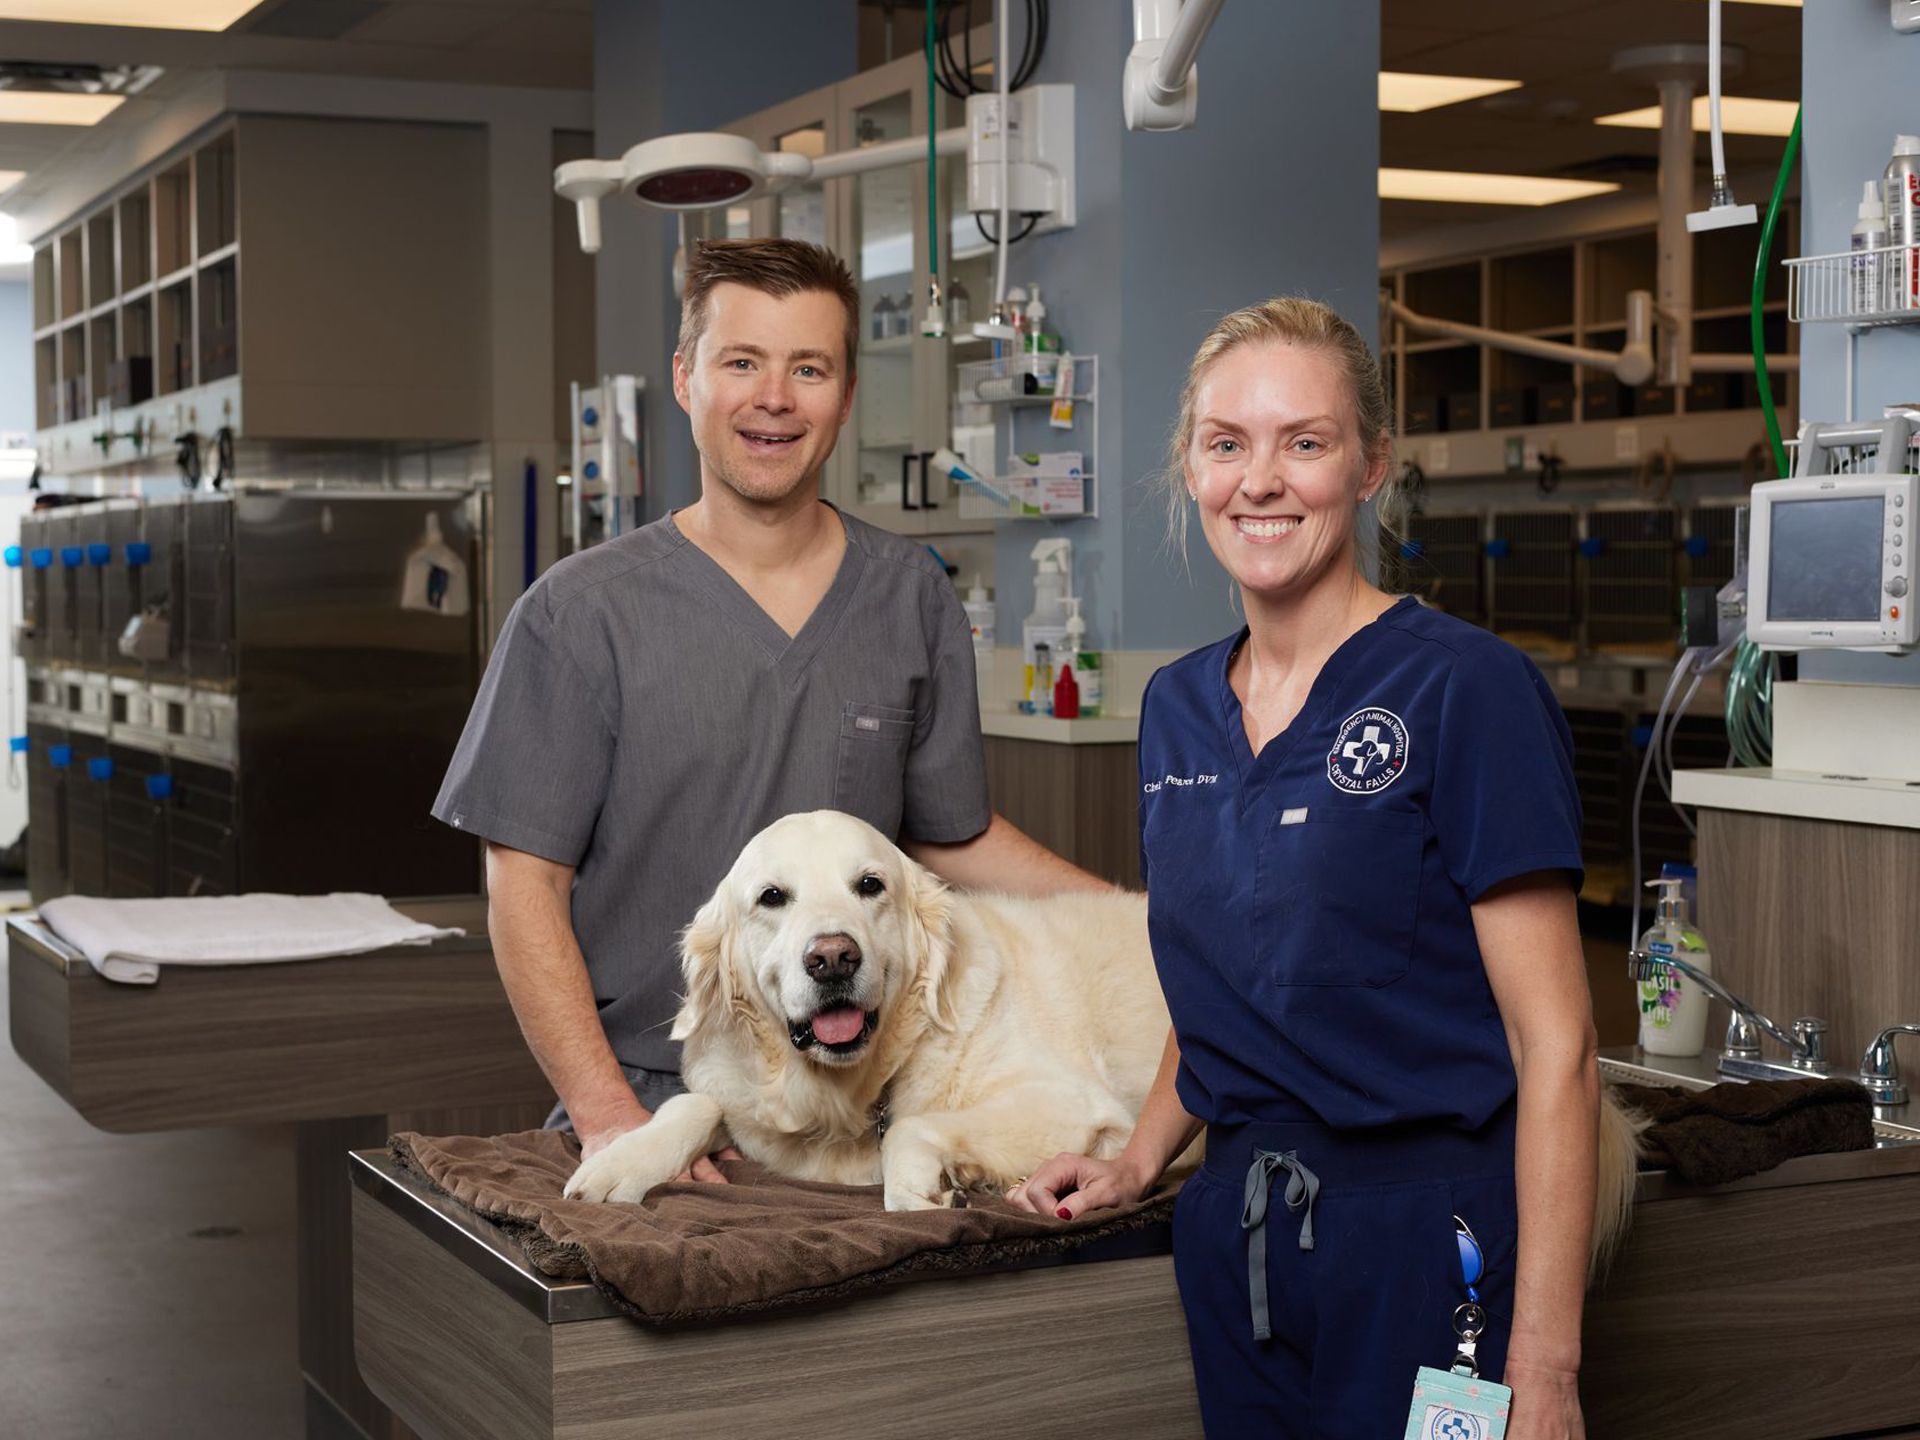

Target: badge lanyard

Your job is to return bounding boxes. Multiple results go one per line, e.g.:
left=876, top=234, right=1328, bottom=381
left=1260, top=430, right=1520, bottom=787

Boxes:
left=1450, top=1213, right=1488, bottom=1378
left=1401, top=1214, right=1512, bottom=1440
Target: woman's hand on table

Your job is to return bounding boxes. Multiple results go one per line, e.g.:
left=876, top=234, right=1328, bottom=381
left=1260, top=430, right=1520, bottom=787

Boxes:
left=1005, top=1151, right=1154, bottom=1218
left=1504, top=1358, right=1585, bottom=1440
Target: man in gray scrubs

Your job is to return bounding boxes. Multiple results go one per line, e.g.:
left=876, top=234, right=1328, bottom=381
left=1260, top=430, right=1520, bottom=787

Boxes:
left=435, top=238, right=1101, bottom=1183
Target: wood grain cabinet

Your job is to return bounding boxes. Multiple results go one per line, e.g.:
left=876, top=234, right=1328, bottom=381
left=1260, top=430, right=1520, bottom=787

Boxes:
left=32, top=114, right=490, bottom=474
left=983, top=735, right=1140, bottom=889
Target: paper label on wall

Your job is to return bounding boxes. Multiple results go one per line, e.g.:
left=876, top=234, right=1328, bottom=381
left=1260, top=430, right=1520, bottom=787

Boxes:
left=1615, top=424, right=1641, bottom=461
left=1427, top=439, right=1451, bottom=474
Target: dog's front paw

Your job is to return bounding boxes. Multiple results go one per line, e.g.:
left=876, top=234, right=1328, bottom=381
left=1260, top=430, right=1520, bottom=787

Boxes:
left=883, top=1181, right=964, bottom=1211
left=562, top=1127, right=682, bottom=1204
left=881, top=1131, right=960, bottom=1211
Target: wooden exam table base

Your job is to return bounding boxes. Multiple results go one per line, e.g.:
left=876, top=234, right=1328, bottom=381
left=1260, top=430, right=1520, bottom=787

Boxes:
left=5, top=909, right=554, bottom=1440
left=354, top=1140, right=1920, bottom=1440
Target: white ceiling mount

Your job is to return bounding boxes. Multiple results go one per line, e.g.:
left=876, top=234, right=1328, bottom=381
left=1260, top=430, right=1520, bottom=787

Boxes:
left=1125, top=0, right=1226, bottom=132
left=554, top=159, right=622, bottom=256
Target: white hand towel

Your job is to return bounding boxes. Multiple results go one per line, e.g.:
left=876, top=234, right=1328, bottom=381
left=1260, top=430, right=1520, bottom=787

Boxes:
left=38, top=892, right=465, bottom=985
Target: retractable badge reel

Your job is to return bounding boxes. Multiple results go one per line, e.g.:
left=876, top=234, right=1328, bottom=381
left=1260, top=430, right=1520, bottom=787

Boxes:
left=1402, top=1216, right=1512, bottom=1439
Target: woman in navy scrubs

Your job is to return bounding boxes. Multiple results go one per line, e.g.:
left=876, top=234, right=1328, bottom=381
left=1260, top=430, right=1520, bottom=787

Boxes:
left=1007, top=299, right=1599, bottom=1439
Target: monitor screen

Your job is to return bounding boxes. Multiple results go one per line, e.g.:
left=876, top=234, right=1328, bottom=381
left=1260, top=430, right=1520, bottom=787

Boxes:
left=1767, top=497, right=1883, bottom=622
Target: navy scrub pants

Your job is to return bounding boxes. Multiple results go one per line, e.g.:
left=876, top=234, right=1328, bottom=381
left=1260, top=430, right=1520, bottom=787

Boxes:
left=1172, top=1110, right=1518, bottom=1439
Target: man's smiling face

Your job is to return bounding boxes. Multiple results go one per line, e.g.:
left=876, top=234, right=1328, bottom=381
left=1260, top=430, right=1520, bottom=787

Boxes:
left=674, top=282, right=857, bottom=506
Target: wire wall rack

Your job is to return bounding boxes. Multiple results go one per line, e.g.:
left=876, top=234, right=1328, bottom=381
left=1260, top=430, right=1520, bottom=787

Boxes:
left=1786, top=243, right=1920, bottom=327
left=952, top=353, right=1098, bottom=521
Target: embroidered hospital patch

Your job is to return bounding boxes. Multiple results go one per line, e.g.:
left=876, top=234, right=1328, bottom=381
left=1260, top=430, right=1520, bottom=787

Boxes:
left=1327, top=706, right=1409, bottom=795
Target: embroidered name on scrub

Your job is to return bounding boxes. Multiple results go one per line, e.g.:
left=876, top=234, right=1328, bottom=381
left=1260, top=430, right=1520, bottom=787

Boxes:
left=1143, top=773, right=1219, bottom=794
left=1328, top=705, right=1410, bottom=795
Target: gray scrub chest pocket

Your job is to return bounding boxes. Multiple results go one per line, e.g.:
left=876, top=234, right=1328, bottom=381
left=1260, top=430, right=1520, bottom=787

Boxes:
left=1255, top=808, right=1423, bottom=988
left=834, top=701, right=915, bottom=836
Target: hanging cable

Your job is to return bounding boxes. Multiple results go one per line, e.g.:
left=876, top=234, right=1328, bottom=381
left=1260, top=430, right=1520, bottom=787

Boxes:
left=992, top=0, right=1010, bottom=317
left=925, top=0, right=942, bottom=329
left=208, top=426, right=234, bottom=491
left=975, top=211, right=1040, bottom=246
left=175, top=431, right=201, bottom=491
left=1752, top=109, right=1801, bottom=479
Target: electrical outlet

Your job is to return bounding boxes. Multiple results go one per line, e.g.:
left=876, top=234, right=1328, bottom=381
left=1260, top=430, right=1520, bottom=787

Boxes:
left=1897, top=0, right=1920, bottom=34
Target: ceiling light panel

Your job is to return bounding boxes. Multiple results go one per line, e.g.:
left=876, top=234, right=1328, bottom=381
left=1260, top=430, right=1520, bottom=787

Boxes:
left=1379, top=73, right=1522, bottom=113
left=0, top=93, right=124, bottom=126
left=1379, top=168, right=1621, bottom=206
left=0, top=1, right=259, bottom=30
left=1594, top=96, right=1800, bottom=138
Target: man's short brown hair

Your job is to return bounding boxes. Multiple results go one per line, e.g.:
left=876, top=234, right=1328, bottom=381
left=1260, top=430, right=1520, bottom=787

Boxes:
left=677, top=238, right=862, bottom=382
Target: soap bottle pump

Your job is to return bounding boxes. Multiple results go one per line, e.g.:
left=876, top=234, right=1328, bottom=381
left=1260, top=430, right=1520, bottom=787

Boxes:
left=1062, top=595, right=1102, bottom=718
left=1636, top=876, right=1713, bottom=1058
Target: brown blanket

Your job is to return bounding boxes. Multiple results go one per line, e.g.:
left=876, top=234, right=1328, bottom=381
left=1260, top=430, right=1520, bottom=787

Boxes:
left=1613, top=1078, right=1874, bottom=1187
left=391, top=1129, right=1178, bottom=1326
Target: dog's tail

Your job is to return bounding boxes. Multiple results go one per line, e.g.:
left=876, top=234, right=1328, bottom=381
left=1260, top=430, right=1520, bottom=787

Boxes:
left=1590, top=1084, right=1648, bottom=1283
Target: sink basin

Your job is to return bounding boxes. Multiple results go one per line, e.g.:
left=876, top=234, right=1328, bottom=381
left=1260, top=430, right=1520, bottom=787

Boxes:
left=1597, top=1056, right=1920, bottom=1148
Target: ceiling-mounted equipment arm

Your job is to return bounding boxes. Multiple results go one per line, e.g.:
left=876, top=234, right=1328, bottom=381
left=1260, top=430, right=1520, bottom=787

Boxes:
left=1125, top=0, right=1227, bottom=131
left=554, top=128, right=969, bottom=254
left=1387, top=292, right=1659, bottom=388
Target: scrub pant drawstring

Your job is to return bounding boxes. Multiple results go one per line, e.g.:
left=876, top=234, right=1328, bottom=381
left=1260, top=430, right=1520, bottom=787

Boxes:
left=1239, top=1148, right=1320, bottom=1341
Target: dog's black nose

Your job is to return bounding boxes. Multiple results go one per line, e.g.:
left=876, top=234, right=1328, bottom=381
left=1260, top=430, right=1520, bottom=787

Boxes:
left=803, top=933, right=862, bottom=983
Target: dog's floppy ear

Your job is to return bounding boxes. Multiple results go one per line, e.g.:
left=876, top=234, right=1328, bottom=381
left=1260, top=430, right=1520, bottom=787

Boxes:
left=673, top=885, right=738, bottom=1040
left=902, top=853, right=959, bottom=1031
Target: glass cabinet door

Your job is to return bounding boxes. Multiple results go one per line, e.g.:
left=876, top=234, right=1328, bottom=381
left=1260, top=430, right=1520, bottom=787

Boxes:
left=834, top=69, right=924, bottom=530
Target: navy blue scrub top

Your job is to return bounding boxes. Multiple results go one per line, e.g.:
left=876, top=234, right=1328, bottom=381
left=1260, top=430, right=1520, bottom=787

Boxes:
left=1139, top=596, right=1584, bottom=1134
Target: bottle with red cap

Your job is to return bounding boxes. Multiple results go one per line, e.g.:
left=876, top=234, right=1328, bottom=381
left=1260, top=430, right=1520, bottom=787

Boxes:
left=1052, top=662, right=1080, bottom=720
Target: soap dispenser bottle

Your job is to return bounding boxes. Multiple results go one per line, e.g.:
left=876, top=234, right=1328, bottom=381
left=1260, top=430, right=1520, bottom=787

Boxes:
left=1636, top=876, right=1713, bottom=1058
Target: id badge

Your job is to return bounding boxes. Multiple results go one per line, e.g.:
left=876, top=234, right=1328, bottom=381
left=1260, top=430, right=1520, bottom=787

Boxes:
left=1404, top=1366, right=1512, bottom=1439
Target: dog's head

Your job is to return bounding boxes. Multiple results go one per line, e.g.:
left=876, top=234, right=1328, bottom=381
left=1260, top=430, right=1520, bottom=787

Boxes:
left=673, top=810, right=957, bottom=1070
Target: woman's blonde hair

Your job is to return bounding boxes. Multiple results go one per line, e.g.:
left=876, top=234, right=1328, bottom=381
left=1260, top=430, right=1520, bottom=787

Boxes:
left=1158, top=296, right=1397, bottom=555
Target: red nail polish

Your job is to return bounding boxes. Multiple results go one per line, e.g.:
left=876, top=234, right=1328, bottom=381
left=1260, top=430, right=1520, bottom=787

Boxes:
left=1056, top=1206, right=1072, bottom=1220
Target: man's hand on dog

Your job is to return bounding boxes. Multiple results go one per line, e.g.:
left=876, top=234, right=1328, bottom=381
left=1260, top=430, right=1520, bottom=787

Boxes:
left=566, top=1109, right=744, bottom=1202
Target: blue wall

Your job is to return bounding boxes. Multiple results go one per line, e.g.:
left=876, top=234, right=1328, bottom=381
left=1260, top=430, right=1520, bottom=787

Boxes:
left=984, top=1, right=1382, bottom=655
left=1799, top=1, right=1920, bottom=686
left=592, top=3, right=858, bottom=519
left=588, top=2, right=1378, bottom=656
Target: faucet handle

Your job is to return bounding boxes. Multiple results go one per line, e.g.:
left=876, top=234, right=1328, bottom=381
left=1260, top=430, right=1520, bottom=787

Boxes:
left=1861, top=1024, right=1920, bottom=1106
left=1791, top=1017, right=1830, bottom=1071
left=1723, top=1013, right=1760, bottom=1060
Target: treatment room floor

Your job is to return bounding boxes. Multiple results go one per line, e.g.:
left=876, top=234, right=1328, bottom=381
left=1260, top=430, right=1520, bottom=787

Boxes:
left=0, top=952, right=304, bottom=1439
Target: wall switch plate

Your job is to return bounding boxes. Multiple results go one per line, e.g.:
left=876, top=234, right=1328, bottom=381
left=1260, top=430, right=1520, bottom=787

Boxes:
left=1897, top=0, right=1920, bottom=34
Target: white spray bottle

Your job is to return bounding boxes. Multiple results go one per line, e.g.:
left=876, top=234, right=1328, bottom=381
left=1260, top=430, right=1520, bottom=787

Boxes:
left=1853, top=180, right=1889, bottom=316
left=1022, top=538, right=1071, bottom=709
left=1636, top=876, right=1713, bottom=1058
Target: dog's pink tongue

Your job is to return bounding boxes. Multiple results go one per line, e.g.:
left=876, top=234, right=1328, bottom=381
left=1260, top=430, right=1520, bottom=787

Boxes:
left=811, top=1007, right=867, bottom=1045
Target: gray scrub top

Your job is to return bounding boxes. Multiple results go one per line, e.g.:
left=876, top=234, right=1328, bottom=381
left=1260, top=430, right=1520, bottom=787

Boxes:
left=432, top=505, right=992, bottom=1071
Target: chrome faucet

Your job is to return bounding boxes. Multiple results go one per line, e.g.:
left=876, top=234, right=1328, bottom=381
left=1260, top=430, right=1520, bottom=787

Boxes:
left=1626, top=949, right=1831, bottom=1081
left=1860, top=1025, right=1920, bottom=1105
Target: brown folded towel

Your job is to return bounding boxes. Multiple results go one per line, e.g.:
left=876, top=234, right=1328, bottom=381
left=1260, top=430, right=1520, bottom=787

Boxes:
left=390, top=1129, right=1178, bottom=1326
left=1612, top=1078, right=1874, bottom=1187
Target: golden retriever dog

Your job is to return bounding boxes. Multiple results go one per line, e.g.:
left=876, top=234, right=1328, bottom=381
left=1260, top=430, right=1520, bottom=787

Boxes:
left=564, top=809, right=1172, bottom=1211
left=565, top=809, right=1642, bottom=1267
